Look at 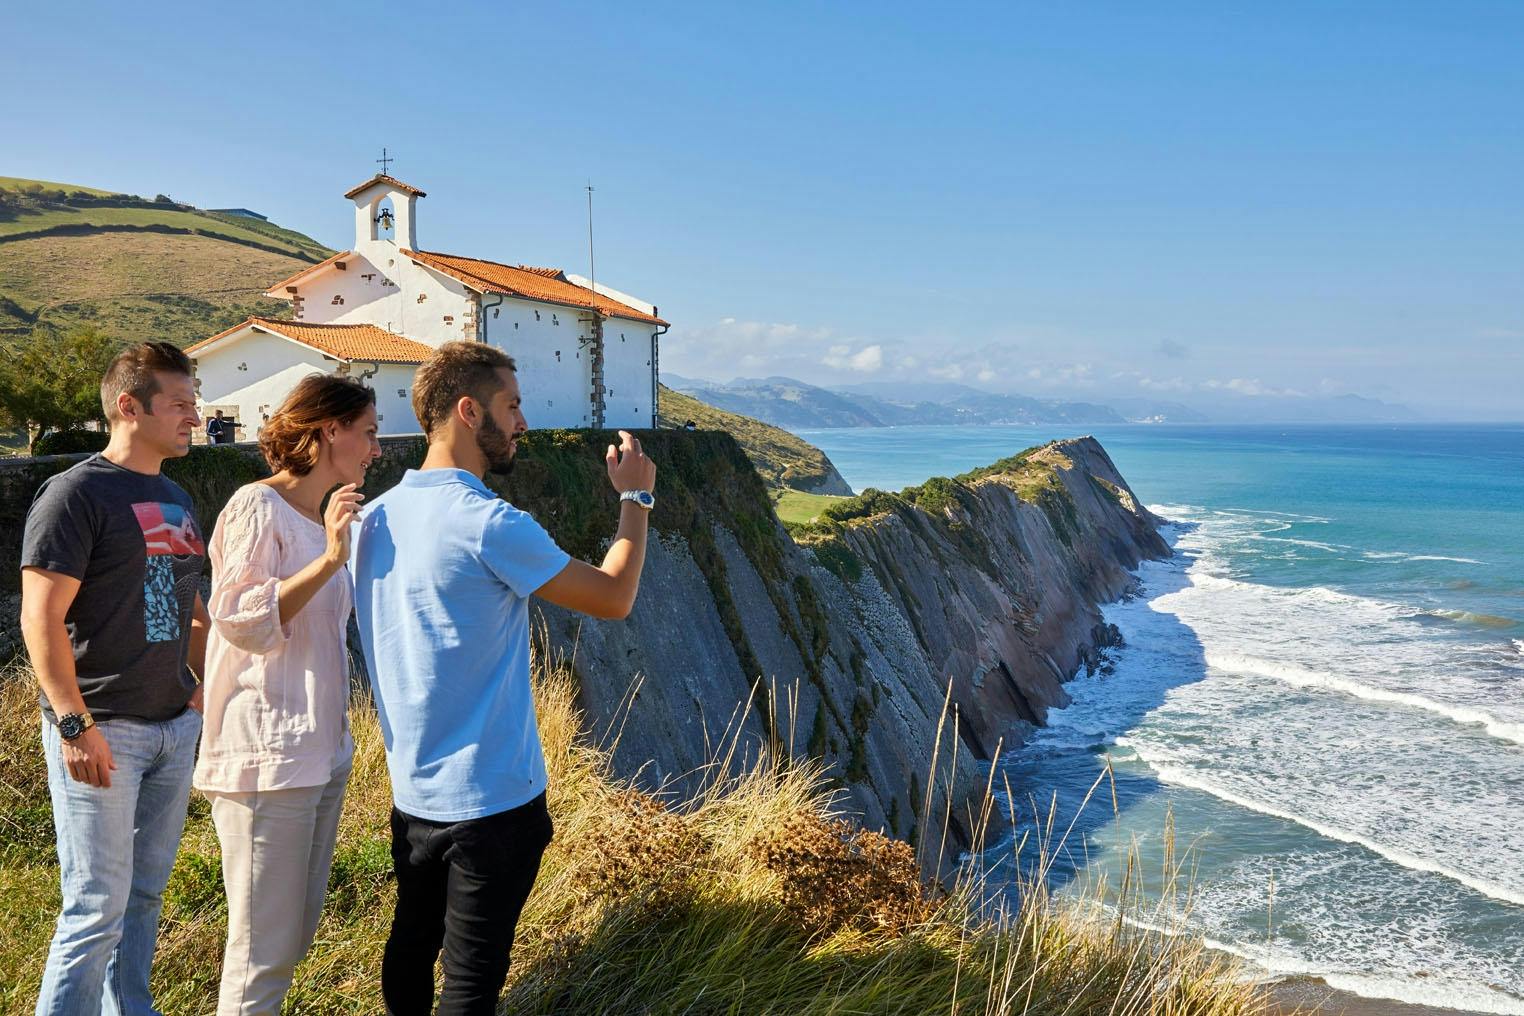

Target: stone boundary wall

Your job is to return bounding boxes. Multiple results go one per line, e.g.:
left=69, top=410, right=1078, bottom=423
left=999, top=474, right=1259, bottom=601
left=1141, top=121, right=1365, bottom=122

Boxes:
left=0, top=436, right=431, bottom=596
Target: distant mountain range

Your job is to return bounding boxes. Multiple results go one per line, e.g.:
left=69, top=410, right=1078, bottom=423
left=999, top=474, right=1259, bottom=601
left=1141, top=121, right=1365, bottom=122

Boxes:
left=662, top=375, right=1132, bottom=428
left=660, top=374, right=1419, bottom=428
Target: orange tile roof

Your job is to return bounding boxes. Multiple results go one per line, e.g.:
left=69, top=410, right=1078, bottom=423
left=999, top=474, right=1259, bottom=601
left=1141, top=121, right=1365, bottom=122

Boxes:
left=343, top=174, right=427, bottom=199
left=264, top=250, right=352, bottom=295
left=403, top=249, right=668, bottom=326
left=186, top=317, right=435, bottom=364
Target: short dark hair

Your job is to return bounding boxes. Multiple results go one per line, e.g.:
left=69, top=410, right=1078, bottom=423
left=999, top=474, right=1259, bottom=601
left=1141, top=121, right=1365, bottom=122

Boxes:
left=259, top=373, right=377, bottom=476
left=100, top=342, right=193, bottom=425
left=411, top=342, right=516, bottom=436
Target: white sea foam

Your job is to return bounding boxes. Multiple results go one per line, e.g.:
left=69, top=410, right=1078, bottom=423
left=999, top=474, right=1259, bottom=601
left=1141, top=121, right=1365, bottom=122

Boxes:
left=1113, top=913, right=1524, bottom=1015
left=1320, top=974, right=1524, bottom=1016
left=1409, top=554, right=1487, bottom=565
left=1254, top=536, right=1349, bottom=553
left=1115, top=748, right=1524, bottom=908
left=1203, top=651, right=1524, bottom=747
left=1016, top=499, right=1524, bottom=1003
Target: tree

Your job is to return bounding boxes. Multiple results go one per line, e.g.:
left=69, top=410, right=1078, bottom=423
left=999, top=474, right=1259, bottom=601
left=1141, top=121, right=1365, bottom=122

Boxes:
left=0, top=327, right=125, bottom=454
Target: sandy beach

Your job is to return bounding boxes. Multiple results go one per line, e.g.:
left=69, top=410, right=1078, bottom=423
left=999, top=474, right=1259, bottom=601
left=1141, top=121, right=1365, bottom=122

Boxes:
left=1270, top=977, right=1491, bottom=1016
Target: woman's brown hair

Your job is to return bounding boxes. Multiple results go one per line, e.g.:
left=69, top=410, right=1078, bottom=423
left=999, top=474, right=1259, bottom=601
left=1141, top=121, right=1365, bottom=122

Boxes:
left=258, top=373, right=377, bottom=476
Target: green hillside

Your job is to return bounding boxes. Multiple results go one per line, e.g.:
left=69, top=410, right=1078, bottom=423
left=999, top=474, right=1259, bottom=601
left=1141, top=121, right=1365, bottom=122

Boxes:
left=658, top=384, right=852, bottom=497
left=0, top=176, right=330, bottom=349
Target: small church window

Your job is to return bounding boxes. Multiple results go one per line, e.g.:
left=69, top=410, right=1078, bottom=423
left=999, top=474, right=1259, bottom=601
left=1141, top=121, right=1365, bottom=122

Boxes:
left=514, top=322, right=519, bottom=329
left=417, top=294, right=427, bottom=303
left=444, top=315, right=454, bottom=325
left=396, top=389, right=406, bottom=398
left=553, top=314, right=559, bottom=325
left=331, top=295, right=344, bottom=305
left=534, top=310, right=541, bottom=321
left=555, top=351, right=561, bottom=361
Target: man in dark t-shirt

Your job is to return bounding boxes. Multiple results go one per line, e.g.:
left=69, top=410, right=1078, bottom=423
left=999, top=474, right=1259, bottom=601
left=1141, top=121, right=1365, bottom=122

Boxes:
left=21, top=341, right=211, bottom=1015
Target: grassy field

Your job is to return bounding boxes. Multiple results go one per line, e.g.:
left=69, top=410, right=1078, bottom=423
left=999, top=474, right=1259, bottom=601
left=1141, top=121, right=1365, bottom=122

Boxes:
left=0, top=654, right=1281, bottom=1015
left=0, top=177, right=330, bottom=259
left=0, top=228, right=306, bottom=348
left=0, top=175, right=330, bottom=348
left=773, top=487, right=849, bottom=524
left=0, top=176, right=113, bottom=196
left=659, top=385, right=851, bottom=495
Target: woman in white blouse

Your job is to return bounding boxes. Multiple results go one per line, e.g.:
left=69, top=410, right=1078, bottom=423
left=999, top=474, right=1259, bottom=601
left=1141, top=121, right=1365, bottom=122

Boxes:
left=195, top=374, right=380, bottom=1015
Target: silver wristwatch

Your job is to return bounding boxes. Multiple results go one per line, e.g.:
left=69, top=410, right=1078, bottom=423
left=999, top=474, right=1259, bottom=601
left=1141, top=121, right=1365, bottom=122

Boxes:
left=620, top=490, right=655, bottom=511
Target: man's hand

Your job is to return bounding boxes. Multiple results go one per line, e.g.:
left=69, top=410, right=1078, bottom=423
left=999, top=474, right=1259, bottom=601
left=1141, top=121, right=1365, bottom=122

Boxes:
left=188, top=683, right=204, bottom=714
left=605, top=430, right=656, bottom=495
left=63, top=726, right=116, bottom=788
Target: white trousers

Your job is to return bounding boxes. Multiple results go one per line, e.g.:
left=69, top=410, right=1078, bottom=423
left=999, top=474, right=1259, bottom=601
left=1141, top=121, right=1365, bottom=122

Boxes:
left=208, top=760, right=351, bottom=1016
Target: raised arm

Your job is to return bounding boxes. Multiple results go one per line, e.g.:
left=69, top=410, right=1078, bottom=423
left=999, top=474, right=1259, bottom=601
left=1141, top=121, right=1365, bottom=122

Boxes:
left=534, top=431, right=656, bottom=620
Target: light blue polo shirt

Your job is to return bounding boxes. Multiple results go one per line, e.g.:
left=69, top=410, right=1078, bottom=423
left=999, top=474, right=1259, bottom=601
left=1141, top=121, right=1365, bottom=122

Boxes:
left=352, top=468, right=570, bottom=822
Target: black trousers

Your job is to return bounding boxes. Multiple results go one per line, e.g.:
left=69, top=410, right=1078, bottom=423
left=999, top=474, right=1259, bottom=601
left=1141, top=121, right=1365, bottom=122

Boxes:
left=382, top=792, right=554, bottom=1016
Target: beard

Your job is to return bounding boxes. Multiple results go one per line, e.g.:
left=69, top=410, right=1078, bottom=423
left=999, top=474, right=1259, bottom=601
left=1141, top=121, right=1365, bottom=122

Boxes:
left=477, top=412, right=516, bottom=475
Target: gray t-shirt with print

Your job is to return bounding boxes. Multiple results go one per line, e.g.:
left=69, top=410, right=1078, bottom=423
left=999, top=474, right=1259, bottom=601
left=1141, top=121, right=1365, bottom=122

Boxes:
left=22, top=454, right=205, bottom=722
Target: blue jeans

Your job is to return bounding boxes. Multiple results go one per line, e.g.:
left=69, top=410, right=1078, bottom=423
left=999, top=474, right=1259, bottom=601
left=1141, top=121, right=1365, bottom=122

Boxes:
left=35, top=708, right=202, bottom=1016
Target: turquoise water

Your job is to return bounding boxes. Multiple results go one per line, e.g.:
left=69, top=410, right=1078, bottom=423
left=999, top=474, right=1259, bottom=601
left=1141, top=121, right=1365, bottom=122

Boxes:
left=796, top=424, right=1524, bottom=1014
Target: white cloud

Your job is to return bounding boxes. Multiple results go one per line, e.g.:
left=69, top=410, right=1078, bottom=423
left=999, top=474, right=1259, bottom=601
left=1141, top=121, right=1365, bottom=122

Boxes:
left=821, top=343, right=884, bottom=372
left=1202, top=377, right=1306, bottom=398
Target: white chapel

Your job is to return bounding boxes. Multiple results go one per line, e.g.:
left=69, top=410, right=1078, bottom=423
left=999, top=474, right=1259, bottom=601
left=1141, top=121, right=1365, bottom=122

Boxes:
left=188, top=174, right=668, bottom=437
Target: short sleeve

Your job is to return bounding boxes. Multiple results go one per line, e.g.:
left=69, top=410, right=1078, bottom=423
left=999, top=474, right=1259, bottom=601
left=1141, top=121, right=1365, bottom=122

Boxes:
left=208, top=487, right=291, bottom=654
left=479, top=503, right=571, bottom=598
left=21, top=476, right=97, bottom=579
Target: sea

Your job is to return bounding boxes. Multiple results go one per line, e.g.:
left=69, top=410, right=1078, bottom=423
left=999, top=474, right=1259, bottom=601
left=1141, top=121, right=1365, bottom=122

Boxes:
left=793, top=423, right=1524, bottom=1015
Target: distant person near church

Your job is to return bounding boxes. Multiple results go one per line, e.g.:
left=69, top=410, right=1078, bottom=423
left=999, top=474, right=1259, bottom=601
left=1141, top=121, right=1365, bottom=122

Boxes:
left=195, top=375, right=380, bottom=1015
left=21, top=342, right=209, bottom=1015
left=207, top=408, right=229, bottom=444
left=353, top=341, right=657, bottom=1015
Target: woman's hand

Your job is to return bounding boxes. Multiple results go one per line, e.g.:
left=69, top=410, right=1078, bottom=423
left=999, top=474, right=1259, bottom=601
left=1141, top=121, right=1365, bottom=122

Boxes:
left=323, top=483, right=364, bottom=566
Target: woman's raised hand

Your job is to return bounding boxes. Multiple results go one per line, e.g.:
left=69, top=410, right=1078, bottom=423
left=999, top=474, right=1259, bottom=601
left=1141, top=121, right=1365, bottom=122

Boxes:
left=323, top=483, right=364, bottom=566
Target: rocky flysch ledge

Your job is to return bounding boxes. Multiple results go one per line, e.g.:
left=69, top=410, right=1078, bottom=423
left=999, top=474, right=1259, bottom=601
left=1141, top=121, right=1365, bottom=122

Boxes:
left=532, top=434, right=1169, bottom=860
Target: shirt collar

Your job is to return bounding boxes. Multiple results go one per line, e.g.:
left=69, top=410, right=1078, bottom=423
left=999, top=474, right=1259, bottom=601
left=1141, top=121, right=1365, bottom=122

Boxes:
left=401, top=467, right=491, bottom=496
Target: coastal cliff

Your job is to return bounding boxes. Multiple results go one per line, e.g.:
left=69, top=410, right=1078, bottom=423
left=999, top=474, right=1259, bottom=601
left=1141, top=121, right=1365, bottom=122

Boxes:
left=524, top=433, right=1169, bottom=855
left=0, top=431, right=1165, bottom=858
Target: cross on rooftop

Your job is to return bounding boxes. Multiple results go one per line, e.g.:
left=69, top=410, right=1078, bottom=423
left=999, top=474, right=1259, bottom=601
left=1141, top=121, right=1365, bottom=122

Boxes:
left=376, top=147, right=393, bottom=176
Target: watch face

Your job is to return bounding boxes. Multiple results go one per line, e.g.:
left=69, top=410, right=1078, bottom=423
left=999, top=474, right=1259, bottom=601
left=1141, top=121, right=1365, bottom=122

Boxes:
left=636, top=491, right=655, bottom=508
left=59, top=715, right=84, bottom=739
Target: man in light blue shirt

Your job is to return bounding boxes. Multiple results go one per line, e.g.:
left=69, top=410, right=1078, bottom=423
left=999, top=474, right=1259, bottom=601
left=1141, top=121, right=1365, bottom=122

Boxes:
left=353, top=341, right=656, bottom=1016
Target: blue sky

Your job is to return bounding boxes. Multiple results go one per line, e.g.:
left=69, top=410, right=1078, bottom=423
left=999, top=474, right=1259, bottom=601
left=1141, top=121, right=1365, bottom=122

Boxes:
left=5, top=2, right=1521, bottom=418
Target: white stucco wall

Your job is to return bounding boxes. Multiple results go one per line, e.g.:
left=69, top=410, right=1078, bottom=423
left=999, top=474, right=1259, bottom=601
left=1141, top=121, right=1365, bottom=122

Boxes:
left=291, top=244, right=478, bottom=346
left=193, top=328, right=426, bottom=438
left=194, top=329, right=336, bottom=426
left=368, top=363, right=422, bottom=434
left=483, top=295, right=592, bottom=428
left=602, top=321, right=658, bottom=429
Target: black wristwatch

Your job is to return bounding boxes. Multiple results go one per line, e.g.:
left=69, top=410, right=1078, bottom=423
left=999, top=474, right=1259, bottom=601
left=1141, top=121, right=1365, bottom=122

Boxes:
left=58, top=712, right=95, bottom=742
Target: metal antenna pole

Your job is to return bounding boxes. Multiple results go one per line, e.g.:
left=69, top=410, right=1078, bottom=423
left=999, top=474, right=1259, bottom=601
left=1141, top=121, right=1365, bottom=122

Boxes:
left=586, top=182, right=596, bottom=297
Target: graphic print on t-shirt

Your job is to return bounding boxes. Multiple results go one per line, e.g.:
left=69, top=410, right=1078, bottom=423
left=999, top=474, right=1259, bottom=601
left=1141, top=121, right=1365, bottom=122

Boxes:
left=132, top=502, right=204, bottom=642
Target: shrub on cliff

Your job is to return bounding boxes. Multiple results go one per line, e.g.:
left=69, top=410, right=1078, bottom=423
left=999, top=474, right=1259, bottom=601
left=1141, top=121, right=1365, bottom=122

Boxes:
left=0, top=654, right=1274, bottom=1015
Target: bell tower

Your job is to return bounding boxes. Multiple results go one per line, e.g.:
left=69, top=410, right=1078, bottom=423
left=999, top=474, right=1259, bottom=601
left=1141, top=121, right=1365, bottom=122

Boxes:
left=345, top=156, right=426, bottom=251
